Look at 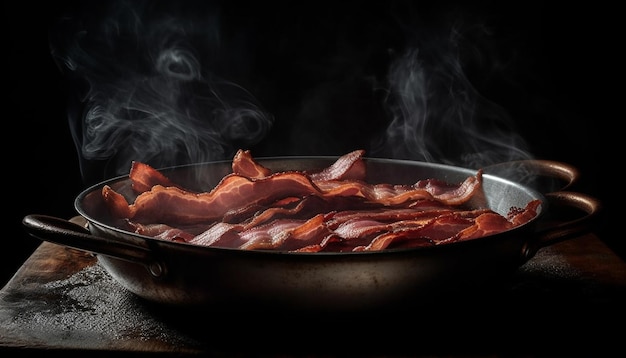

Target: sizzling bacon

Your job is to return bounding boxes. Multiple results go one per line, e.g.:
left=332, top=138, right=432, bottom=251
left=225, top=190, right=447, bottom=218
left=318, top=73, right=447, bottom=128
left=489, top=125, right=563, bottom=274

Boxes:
left=129, top=161, right=179, bottom=193
left=101, top=149, right=541, bottom=252
left=508, top=199, right=542, bottom=226
left=126, top=221, right=204, bottom=241
left=189, top=222, right=244, bottom=247
left=307, top=149, right=367, bottom=182
left=232, top=149, right=273, bottom=179
left=311, top=171, right=482, bottom=207
left=105, top=171, right=482, bottom=226
left=104, top=172, right=323, bottom=225
left=451, top=212, right=514, bottom=242
left=240, top=214, right=334, bottom=251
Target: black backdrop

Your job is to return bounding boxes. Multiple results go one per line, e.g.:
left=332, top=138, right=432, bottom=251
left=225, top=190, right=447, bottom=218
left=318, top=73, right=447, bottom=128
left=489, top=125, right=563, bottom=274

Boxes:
left=3, top=1, right=618, bottom=286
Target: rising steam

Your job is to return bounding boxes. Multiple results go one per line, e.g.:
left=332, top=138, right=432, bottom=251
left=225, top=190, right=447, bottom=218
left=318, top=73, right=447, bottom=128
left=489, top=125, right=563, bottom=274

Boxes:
left=50, top=1, right=273, bottom=181
left=372, top=21, right=532, bottom=169
left=50, top=1, right=534, bottom=183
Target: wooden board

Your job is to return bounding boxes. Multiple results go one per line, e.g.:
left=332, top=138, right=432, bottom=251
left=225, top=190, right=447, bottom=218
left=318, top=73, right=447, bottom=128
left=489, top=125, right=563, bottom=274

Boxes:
left=1, top=234, right=625, bottom=357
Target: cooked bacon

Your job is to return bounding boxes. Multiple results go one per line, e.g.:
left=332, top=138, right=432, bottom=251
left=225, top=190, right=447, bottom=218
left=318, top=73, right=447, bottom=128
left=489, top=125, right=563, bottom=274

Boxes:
left=413, top=174, right=484, bottom=206
left=154, top=229, right=195, bottom=242
left=105, top=169, right=482, bottom=226
left=326, top=204, right=454, bottom=224
left=332, top=218, right=393, bottom=239
left=353, top=227, right=432, bottom=251
left=189, top=222, right=244, bottom=247
left=410, top=214, right=476, bottom=242
left=307, top=149, right=367, bottom=182
left=451, top=212, right=513, bottom=242
left=107, top=172, right=323, bottom=225
left=237, top=219, right=305, bottom=250
left=508, top=199, right=542, bottom=226
left=176, top=207, right=509, bottom=252
left=101, top=149, right=541, bottom=252
left=239, top=196, right=320, bottom=228
left=354, top=212, right=491, bottom=251
left=232, top=149, right=273, bottom=179
left=440, top=199, right=541, bottom=244
left=125, top=199, right=540, bottom=253
left=129, top=161, right=179, bottom=193
left=241, top=214, right=336, bottom=251
left=232, top=148, right=368, bottom=182
left=313, top=172, right=482, bottom=206
left=102, top=185, right=133, bottom=218
left=239, top=196, right=382, bottom=229
left=128, top=222, right=182, bottom=237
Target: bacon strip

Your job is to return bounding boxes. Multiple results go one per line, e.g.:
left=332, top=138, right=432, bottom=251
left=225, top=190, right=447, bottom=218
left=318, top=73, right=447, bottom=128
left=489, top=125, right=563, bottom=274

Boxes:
left=451, top=212, right=513, bottom=242
left=129, top=161, right=179, bottom=193
left=232, top=149, right=273, bottom=179
left=189, top=222, right=244, bottom=247
left=313, top=172, right=482, bottom=206
left=307, top=149, right=367, bottom=182
left=105, top=172, right=323, bottom=225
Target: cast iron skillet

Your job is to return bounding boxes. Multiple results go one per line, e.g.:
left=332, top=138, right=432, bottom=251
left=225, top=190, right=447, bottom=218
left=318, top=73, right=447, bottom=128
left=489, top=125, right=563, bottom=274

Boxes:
left=22, top=157, right=601, bottom=313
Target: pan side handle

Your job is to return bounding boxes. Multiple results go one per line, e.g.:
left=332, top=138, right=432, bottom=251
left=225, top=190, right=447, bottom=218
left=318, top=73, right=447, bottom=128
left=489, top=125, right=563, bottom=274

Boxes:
left=521, top=191, right=603, bottom=261
left=22, top=214, right=159, bottom=271
left=484, top=159, right=602, bottom=260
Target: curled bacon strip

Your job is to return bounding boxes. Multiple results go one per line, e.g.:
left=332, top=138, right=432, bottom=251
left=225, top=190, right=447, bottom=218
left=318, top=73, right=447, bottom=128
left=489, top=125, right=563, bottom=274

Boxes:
left=129, top=161, right=179, bottom=193
left=307, top=149, right=367, bottom=182
left=104, top=172, right=323, bottom=225
left=232, top=149, right=272, bottom=179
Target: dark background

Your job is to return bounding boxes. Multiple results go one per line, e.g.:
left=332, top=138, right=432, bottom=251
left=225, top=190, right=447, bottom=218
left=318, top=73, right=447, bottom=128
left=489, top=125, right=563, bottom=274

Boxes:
left=3, top=0, right=619, bottom=287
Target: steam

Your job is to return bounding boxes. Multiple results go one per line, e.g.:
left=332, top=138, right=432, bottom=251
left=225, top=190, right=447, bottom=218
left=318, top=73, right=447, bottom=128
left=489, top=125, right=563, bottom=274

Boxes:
left=51, top=1, right=273, bottom=181
left=371, top=19, right=532, bottom=169
left=50, top=1, right=535, bottom=183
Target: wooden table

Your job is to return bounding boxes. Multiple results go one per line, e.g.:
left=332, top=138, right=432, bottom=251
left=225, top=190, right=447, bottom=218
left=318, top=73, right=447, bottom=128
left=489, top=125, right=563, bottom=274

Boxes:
left=1, top=233, right=625, bottom=357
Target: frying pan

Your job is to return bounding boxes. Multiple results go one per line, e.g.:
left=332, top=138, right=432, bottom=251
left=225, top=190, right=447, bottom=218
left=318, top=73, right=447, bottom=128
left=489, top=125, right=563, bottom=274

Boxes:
left=22, top=157, right=601, bottom=313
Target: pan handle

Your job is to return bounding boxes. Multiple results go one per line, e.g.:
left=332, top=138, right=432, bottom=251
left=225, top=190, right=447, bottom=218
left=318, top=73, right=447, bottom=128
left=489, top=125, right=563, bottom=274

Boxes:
left=520, top=190, right=603, bottom=261
left=22, top=214, right=160, bottom=270
left=484, top=160, right=602, bottom=260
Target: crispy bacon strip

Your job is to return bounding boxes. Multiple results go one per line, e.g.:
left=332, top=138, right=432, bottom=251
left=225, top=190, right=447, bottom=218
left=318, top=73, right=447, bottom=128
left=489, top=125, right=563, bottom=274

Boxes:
left=105, top=172, right=323, bottom=225
left=232, top=149, right=273, bottom=179
left=326, top=207, right=458, bottom=231
left=190, top=222, right=244, bottom=247
left=413, top=175, right=484, bottom=206
left=232, top=148, right=367, bottom=182
left=508, top=199, right=542, bottom=226
left=128, top=222, right=189, bottom=238
left=307, top=149, right=367, bottom=182
left=440, top=199, right=542, bottom=244
left=239, top=196, right=382, bottom=229
left=313, top=172, right=482, bottom=206
left=353, top=226, right=433, bottom=251
left=451, top=212, right=513, bottom=242
left=237, top=219, right=304, bottom=250
left=129, top=161, right=179, bottom=193
left=240, top=214, right=334, bottom=251
left=353, top=212, right=491, bottom=251
left=102, top=186, right=133, bottom=219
